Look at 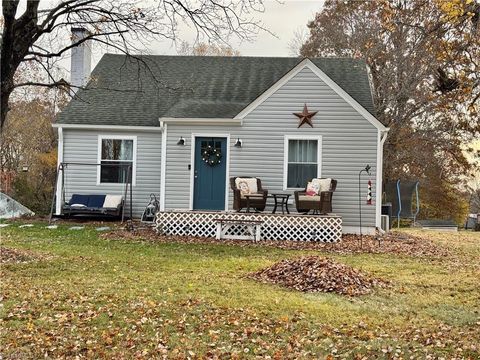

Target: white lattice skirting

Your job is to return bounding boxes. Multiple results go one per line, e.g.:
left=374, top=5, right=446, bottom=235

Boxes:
left=156, top=211, right=342, bottom=242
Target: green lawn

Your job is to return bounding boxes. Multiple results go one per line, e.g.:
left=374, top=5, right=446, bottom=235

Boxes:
left=1, top=223, right=479, bottom=359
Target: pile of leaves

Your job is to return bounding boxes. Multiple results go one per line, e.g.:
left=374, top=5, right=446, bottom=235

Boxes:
left=249, top=256, right=387, bottom=296
left=0, top=246, right=50, bottom=264
left=101, top=228, right=451, bottom=259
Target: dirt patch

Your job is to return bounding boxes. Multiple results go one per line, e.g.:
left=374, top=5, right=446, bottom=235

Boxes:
left=0, top=247, right=52, bottom=264
left=101, top=228, right=451, bottom=259
left=249, top=256, right=387, bottom=296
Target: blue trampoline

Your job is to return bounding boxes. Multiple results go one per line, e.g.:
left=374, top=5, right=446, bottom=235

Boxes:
left=384, top=180, right=420, bottom=228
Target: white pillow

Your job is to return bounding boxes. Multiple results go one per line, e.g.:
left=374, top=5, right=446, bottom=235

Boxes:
left=103, top=195, right=123, bottom=208
left=235, top=177, right=258, bottom=195
left=306, top=182, right=320, bottom=196
left=311, top=178, right=331, bottom=193
left=70, top=203, right=87, bottom=208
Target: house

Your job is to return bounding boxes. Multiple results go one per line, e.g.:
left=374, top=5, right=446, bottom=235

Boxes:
left=53, top=30, right=388, bottom=234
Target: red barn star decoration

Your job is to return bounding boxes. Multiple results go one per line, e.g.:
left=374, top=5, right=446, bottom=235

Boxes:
left=293, top=104, right=317, bottom=128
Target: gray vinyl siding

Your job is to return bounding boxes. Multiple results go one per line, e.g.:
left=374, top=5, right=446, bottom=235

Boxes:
left=62, top=129, right=161, bottom=217
left=164, top=67, right=378, bottom=228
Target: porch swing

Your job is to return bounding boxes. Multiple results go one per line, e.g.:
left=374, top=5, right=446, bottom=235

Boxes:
left=49, top=162, right=133, bottom=222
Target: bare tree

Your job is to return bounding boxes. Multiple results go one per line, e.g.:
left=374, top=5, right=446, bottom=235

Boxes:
left=177, top=40, right=240, bottom=56
left=0, top=0, right=266, bottom=128
left=287, top=27, right=308, bottom=57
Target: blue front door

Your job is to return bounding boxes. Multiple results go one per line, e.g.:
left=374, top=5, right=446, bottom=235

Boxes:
left=193, top=137, right=227, bottom=210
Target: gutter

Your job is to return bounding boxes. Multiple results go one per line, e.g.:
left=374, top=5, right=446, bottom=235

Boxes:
left=52, top=123, right=163, bottom=132
left=158, top=118, right=243, bottom=129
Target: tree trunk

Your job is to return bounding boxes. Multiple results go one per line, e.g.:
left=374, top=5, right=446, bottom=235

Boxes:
left=0, top=86, right=12, bottom=129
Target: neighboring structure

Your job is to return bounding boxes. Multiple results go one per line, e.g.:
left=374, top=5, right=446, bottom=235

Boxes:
left=0, top=192, right=35, bottom=219
left=53, top=41, right=388, bottom=234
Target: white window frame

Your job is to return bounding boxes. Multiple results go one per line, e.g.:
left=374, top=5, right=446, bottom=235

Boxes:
left=97, top=135, right=137, bottom=186
left=283, top=135, right=322, bottom=190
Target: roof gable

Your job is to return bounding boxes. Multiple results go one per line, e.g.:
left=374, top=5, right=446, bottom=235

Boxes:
left=235, top=58, right=386, bottom=131
left=56, top=55, right=379, bottom=127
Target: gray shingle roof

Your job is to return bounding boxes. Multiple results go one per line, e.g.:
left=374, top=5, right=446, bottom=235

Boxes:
left=56, top=55, right=376, bottom=127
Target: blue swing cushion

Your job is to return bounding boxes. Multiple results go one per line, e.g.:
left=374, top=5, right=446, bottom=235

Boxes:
left=87, top=195, right=106, bottom=208
left=68, top=194, right=90, bottom=207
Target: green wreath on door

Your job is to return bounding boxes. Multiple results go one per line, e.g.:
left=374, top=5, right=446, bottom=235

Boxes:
left=202, top=145, right=222, bottom=166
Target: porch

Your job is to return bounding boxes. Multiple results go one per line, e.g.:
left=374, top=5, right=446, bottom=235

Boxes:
left=155, top=210, right=342, bottom=242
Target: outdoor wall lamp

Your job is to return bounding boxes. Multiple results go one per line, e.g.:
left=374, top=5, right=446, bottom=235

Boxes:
left=177, top=137, right=185, bottom=146
left=234, top=138, right=242, bottom=148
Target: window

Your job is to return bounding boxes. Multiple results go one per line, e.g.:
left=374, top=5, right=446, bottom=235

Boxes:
left=284, top=136, right=321, bottom=189
left=98, top=136, right=136, bottom=184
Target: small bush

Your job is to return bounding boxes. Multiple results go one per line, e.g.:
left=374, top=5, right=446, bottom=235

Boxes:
left=12, top=151, right=57, bottom=215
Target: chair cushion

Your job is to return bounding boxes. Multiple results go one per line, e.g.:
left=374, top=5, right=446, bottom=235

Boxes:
left=103, top=195, right=123, bottom=208
left=298, top=195, right=320, bottom=202
left=235, top=177, right=258, bottom=196
left=312, top=178, right=332, bottom=193
left=87, top=195, right=106, bottom=208
left=68, top=194, right=89, bottom=206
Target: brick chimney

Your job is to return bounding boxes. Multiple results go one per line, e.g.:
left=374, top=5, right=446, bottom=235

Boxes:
left=70, top=27, right=91, bottom=93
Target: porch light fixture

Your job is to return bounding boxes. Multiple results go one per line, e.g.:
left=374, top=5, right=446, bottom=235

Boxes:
left=234, top=138, right=242, bottom=148
left=176, top=137, right=185, bottom=146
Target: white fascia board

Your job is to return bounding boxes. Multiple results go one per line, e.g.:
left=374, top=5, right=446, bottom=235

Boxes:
left=158, top=118, right=243, bottom=127
left=234, top=58, right=388, bottom=132
left=304, top=60, right=387, bottom=131
left=52, top=123, right=162, bottom=132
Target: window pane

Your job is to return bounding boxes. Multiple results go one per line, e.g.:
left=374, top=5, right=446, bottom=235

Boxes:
left=102, top=139, right=133, bottom=160
left=287, top=164, right=317, bottom=188
left=306, top=140, right=317, bottom=162
left=288, top=139, right=317, bottom=163
left=100, top=161, right=132, bottom=183
left=288, top=140, right=298, bottom=162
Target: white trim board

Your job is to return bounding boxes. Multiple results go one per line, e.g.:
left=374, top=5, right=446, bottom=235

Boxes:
left=52, top=123, right=162, bottom=132
left=283, top=135, right=323, bottom=191
left=375, top=130, right=388, bottom=228
left=235, top=58, right=388, bottom=132
left=55, top=127, right=64, bottom=215
left=159, top=124, right=168, bottom=211
left=159, top=118, right=242, bottom=127
left=96, top=135, right=137, bottom=186
left=188, top=133, right=231, bottom=211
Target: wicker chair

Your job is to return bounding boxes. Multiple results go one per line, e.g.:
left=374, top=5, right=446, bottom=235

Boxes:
left=294, top=179, right=337, bottom=214
left=230, top=177, right=268, bottom=212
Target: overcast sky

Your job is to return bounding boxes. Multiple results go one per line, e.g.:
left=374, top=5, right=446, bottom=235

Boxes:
left=6, top=0, right=324, bottom=69
left=86, top=0, right=324, bottom=66
left=152, top=0, right=323, bottom=57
